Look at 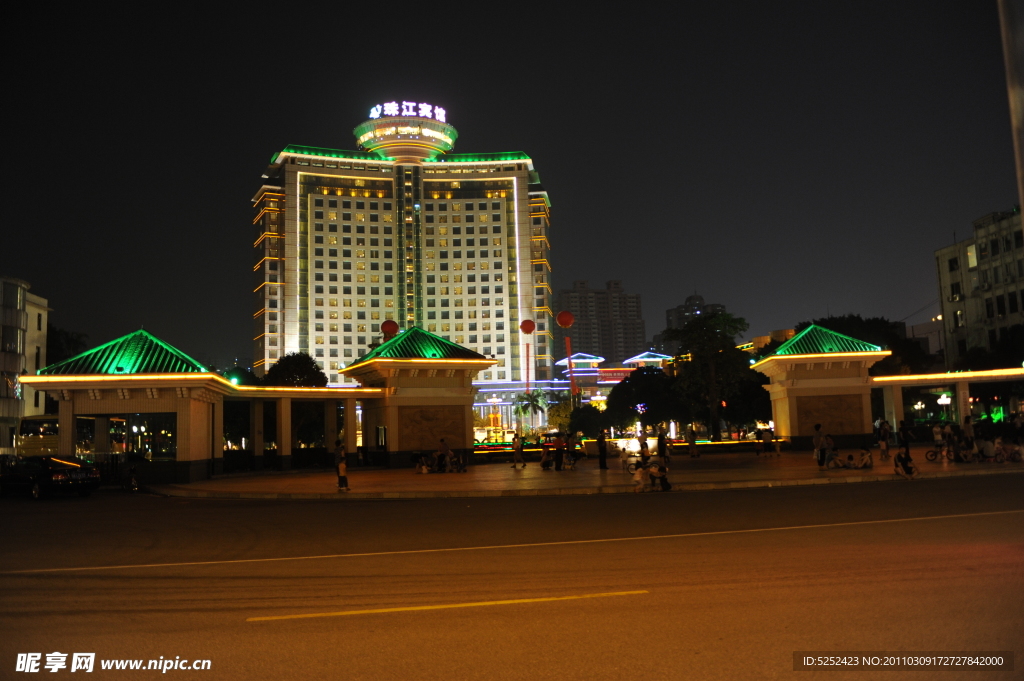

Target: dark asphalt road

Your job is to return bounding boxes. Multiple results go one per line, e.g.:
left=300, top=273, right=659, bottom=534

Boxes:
left=1, top=476, right=1021, bottom=680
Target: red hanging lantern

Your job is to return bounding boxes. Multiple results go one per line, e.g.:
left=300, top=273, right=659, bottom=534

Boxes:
left=381, top=320, right=399, bottom=340
left=520, top=320, right=535, bottom=335
left=556, top=311, right=575, bottom=329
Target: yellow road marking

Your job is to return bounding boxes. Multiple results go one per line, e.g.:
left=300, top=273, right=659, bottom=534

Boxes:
left=246, top=590, right=649, bottom=622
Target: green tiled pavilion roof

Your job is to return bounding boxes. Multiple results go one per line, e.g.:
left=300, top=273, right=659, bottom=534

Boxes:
left=345, top=327, right=485, bottom=369
left=39, top=329, right=208, bottom=375
left=766, top=325, right=883, bottom=358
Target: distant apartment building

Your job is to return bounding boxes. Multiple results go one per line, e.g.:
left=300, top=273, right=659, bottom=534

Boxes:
left=1, top=276, right=48, bottom=449
left=652, top=294, right=726, bottom=356
left=554, top=280, right=645, bottom=366
left=934, top=208, right=1024, bottom=366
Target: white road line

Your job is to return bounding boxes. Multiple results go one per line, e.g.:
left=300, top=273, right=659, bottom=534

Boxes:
left=4, top=509, right=1021, bottom=575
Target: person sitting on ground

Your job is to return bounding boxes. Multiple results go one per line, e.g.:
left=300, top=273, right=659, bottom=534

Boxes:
left=894, top=445, right=918, bottom=480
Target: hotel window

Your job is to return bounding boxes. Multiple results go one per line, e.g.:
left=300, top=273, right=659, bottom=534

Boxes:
left=315, top=336, right=324, bottom=344
left=328, top=212, right=337, bottom=220
left=315, top=211, right=324, bottom=219
left=314, top=236, right=324, bottom=245
left=315, top=199, right=324, bottom=207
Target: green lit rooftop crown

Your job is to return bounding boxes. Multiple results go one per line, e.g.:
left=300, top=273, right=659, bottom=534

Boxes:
left=39, top=329, right=208, bottom=375
left=764, top=325, right=883, bottom=358
left=344, top=327, right=485, bottom=370
left=353, top=101, right=458, bottom=163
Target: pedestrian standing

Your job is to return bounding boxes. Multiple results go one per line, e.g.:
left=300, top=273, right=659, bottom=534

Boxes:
left=334, top=438, right=346, bottom=468
left=554, top=433, right=566, bottom=471
left=962, top=416, right=975, bottom=451
left=761, top=428, right=774, bottom=457
left=687, top=427, right=699, bottom=457
left=638, top=435, right=650, bottom=467
left=511, top=434, right=526, bottom=468
left=437, top=438, right=452, bottom=473
left=813, top=424, right=827, bottom=470
left=336, top=453, right=349, bottom=492
left=878, top=420, right=891, bottom=459
left=597, top=430, right=609, bottom=470
left=657, top=429, right=669, bottom=465
left=898, top=420, right=913, bottom=457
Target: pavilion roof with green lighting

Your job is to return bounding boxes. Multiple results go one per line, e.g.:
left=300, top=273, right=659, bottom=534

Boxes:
left=344, top=327, right=486, bottom=370
left=38, top=329, right=208, bottom=375
left=761, top=325, right=883, bottom=358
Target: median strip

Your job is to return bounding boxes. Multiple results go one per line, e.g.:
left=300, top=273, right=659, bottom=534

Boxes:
left=246, top=590, right=649, bottom=622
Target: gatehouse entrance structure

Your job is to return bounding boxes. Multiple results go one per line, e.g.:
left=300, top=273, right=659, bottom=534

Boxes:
left=19, top=328, right=495, bottom=482
left=753, top=325, right=1024, bottom=448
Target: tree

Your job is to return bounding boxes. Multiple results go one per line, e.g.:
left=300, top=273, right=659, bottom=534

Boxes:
left=263, top=352, right=328, bottom=387
left=954, top=324, right=1024, bottom=371
left=223, top=366, right=261, bottom=386
left=568, top=404, right=604, bottom=438
left=513, top=389, right=548, bottom=430
left=46, top=324, right=88, bottom=365
left=605, top=366, right=684, bottom=431
left=663, top=312, right=749, bottom=441
left=546, top=401, right=573, bottom=432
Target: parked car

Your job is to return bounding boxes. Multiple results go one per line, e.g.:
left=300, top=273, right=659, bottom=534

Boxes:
left=0, top=456, right=102, bottom=499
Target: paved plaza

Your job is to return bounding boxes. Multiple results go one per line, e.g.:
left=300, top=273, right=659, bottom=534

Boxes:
left=151, top=447, right=1024, bottom=499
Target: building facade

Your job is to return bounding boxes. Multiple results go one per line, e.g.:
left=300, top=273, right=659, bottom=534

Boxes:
left=554, top=280, right=646, bottom=366
left=934, top=208, right=1024, bottom=366
left=1, top=276, right=48, bottom=449
left=252, top=101, right=553, bottom=385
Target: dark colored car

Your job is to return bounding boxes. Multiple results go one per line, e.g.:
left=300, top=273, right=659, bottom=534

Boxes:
left=0, top=456, right=102, bottom=499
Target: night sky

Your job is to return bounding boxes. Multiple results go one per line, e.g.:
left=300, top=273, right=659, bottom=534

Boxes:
left=7, top=3, right=1017, bottom=368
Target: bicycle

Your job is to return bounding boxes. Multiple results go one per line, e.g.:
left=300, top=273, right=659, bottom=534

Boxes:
left=925, top=443, right=955, bottom=462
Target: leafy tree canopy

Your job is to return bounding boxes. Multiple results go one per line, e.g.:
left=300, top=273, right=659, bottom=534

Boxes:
left=605, top=366, right=683, bottom=429
left=46, top=324, right=89, bottom=366
left=223, top=366, right=261, bottom=386
left=263, top=352, right=328, bottom=387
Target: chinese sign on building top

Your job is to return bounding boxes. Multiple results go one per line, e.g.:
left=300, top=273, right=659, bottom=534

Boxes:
left=369, top=102, right=447, bottom=123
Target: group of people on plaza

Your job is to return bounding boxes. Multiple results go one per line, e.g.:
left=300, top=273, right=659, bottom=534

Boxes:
left=327, top=410, right=1023, bottom=492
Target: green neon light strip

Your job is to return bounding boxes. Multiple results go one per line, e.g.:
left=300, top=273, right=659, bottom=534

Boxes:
left=272, top=146, right=392, bottom=164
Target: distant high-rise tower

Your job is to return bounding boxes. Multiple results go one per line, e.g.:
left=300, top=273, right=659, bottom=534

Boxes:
left=252, top=101, right=554, bottom=384
left=554, top=280, right=646, bottom=366
left=653, top=294, right=726, bottom=355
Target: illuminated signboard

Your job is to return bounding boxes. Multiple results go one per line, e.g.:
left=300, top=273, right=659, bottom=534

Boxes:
left=369, top=101, right=447, bottom=123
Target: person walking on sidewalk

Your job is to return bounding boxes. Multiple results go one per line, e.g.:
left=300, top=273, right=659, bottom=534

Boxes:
left=597, top=430, right=609, bottom=470
left=657, top=429, right=669, bottom=465
left=878, top=420, right=891, bottom=459
left=813, top=424, right=827, bottom=470
left=334, top=438, right=347, bottom=468
left=638, top=435, right=650, bottom=467
left=511, top=434, right=526, bottom=468
left=761, top=428, right=775, bottom=457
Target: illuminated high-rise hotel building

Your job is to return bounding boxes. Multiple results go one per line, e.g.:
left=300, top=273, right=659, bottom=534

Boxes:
left=252, top=102, right=553, bottom=385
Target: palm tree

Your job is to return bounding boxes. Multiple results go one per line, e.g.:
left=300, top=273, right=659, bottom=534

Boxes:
left=513, top=389, right=549, bottom=432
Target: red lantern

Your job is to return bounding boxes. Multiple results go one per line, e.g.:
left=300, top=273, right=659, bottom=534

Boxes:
left=556, top=311, right=575, bottom=329
left=520, top=320, right=535, bottom=335
left=381, top=320, right=399, bottom=339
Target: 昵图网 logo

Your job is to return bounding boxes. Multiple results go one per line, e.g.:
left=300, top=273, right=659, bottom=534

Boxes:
left=368, top=102, right=447, bottom=123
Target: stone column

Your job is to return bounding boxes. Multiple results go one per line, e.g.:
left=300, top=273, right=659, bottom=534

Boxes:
left=344, top=398, right=358, bottom=460
left=883, top=385, right=904, bottom=428
left=956, top=381, right=971, bottom=426
left=250, top=399, right=264, bottom=470
left=212, top=397, right=224, bottom=476
left=324, top=400, right=338, bottom=451
left=58, top=396, right=75, bottom=456
left=94, top=416, right=110, bottom=454
left=277, top=397, right=292, bottom=470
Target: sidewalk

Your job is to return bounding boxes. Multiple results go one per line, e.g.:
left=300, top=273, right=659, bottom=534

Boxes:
left=148, top=448, right=1024, bottom=500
